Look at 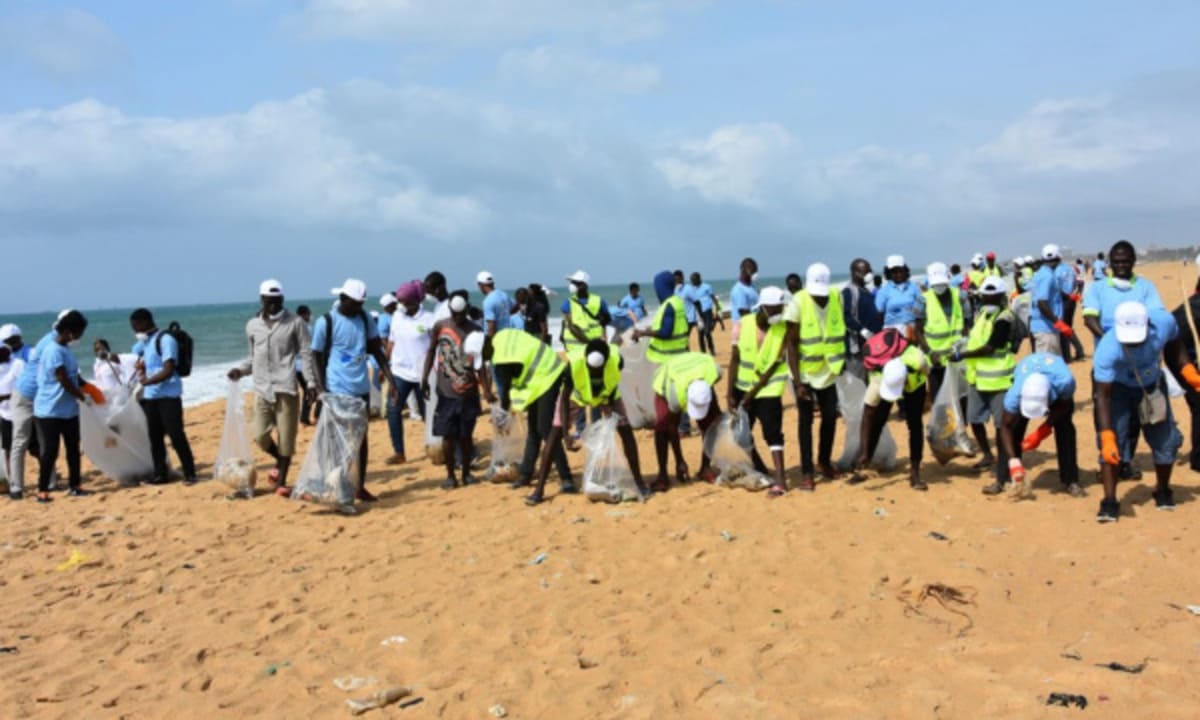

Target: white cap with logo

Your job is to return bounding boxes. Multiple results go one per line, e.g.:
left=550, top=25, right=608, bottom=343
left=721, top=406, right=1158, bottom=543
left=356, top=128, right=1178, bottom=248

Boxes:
left=980, top=276, right=1008, bottom=295
left=1019, top=372, right=1052, bottom=419
left=926, top=262, right=950, bottom=286
left=971, top=253, right=984, bottom=267
left=476, top=271, right=495, bottom=285
left=1042, top=243, right=1061, bottom=260
left=885, top=254, right=906, bottom=270
left=565, top=270, right=592, bottom=285
left=1114, top=301, right=1148, bottom=344
left=756, top=286, right=787, bottom=308
left=686, top=380, right=713, bottom=421
left=0, top=323, right=21, bottom=341
left=880, top=358, right=908, bottom=402
left=259, top=279, right=284, bottom=297
left=331, top=278, right=368, bottom=302
left=380, top=293, right=398, bottom=308
left=805, top=263, right=832, bottom=297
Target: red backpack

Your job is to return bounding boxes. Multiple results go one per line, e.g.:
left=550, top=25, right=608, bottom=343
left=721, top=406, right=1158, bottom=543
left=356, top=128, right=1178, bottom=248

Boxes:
left=862, top=328, right=908, bottom=371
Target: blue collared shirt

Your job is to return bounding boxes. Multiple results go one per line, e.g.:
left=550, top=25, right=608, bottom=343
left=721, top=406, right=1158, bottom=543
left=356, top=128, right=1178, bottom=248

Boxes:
left=1093, top=311, right=1178, bottom=388
left=1003, top=353, right=1076, bottom=414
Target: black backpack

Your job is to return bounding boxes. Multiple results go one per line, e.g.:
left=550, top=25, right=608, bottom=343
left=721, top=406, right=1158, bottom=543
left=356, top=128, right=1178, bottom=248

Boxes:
left=155, top=322, right=194, bottom=377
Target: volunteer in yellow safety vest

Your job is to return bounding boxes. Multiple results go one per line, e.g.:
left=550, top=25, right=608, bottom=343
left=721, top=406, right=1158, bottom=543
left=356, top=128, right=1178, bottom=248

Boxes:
left=728, top=286, right=790, bottom=495
left=917, top=261, right=971, bottom=400
left=851, top=341, right=931, bottom=491
left=486, top=328, right=575, bottom=496
left=523, top=340, right=648, bottom=505
left=783, top=262, right=845, bottom=491
left=632, top=270, right=691, bottom=364
left=561, top=270, right=610, bottom=361
left=953, top=276, right=1019, bottom=495
left=651, top=351, right=722, bottom=488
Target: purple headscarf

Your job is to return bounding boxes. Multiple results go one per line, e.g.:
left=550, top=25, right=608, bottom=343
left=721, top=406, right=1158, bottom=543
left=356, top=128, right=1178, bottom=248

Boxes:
left=396, top=280, right=425, bottom=305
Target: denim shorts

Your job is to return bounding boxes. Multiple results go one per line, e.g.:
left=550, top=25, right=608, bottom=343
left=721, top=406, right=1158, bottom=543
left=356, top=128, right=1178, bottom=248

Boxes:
left=1098, top=379, right=1181, bottom=465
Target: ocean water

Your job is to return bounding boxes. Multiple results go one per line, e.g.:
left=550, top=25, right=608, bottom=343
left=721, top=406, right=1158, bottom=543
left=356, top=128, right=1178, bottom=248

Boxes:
left=1, top=275, right=826, bottom=407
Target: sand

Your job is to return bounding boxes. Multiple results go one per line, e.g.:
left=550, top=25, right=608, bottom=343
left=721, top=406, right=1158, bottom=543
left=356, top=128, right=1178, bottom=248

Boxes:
left=3, top=261, right=1200, bottom=719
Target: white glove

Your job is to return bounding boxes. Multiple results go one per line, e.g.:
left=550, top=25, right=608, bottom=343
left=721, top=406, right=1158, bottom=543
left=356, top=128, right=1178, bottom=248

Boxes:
left=951, top=338, right=967, bottom=356
left=860, top=328, right=873, bottom=341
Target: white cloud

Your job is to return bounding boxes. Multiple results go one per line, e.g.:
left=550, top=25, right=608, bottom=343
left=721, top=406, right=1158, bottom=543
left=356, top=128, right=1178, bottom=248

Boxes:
left=0, top=8, right=125, bottom=81
left=287, top=0, right=703, bottom=45
left=655, top=123, right=795, bottom=208
left=501, top=46, right=661, bottom=94
left=980, top=96, right=1169, bottom=172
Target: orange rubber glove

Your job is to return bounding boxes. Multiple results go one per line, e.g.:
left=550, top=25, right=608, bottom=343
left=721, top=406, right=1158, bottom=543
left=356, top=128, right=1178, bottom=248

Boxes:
left=1068, top=293, right=1082, bottom=303
left=80, top=382, right=106, bottom=406
left=1100, top=430, right=1120, bottom=466
left=1021, top=422, right=1054, bottom=451
left=1181, top=364, right=1200, bottom=393
left=1053, top=320, right=1074, bottom=338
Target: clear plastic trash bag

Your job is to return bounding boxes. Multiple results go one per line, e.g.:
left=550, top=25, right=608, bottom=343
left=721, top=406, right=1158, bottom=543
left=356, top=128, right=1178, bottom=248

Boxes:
left=293, top=394, right=368, bottom=507
left=487, top=407, right=525, bottom=483
left=425, top=371, right=445, bottom=466
left=927, top=362, right=979, bottom=464
left=213, top=380, right=257, bottom=497
left=702, top=411, right=772, bottom=491
left=617, top=326, right=658, bottom=429
left=835, top=373, right=898, bottom=471
left=79, top=384, right=155, bottom=485
left=582, top=415, right=640, bottom=502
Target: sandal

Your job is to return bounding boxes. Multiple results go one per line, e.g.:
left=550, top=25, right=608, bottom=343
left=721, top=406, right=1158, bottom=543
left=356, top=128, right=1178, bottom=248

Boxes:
left=797, top=476, right=816, bottom=492
left=767, top=484, right=788, bottom=497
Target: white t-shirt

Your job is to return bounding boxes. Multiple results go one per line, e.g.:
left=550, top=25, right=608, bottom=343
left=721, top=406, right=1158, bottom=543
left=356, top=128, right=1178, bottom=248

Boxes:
left=432, top=298, right=452, bottom=324
left=388, top=309, right=435, bottom=383
left=0, top=358, right=24, bottom=422
left=92, top=353, right=138, bottom=395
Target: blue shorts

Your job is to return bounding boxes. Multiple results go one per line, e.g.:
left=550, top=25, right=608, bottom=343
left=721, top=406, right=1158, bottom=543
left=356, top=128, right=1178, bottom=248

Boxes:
left=1098, top=380, right=1181, bottom=465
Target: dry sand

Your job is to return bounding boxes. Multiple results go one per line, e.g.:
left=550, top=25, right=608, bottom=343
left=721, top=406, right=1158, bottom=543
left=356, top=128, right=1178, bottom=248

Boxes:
left=4, top=261, right=1200, bottom=719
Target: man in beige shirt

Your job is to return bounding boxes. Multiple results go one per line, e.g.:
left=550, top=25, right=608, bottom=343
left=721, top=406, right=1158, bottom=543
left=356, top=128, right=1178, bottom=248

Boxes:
left=228, top=279, right=314, bottom=492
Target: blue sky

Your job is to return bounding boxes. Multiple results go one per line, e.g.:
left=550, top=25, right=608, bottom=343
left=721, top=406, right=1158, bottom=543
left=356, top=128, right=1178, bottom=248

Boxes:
left=1, top=0, right=1198, bottom=311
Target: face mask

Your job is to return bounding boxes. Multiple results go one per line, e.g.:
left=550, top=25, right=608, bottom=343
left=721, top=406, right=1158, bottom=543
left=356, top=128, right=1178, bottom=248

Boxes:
left=269, top=310, right=285, bottom=321
left=568, top=282, right=579, bottom=295
left=863, top=272, right=874, bottom=286
left=933, top=284, right=949, bottom=296
left=68, top=339, right=80, bottom=348
left=96, top=350, right=109, bottom=360
left=750, top=272, right=759, bottom=283
left=1112, top=278, right=1132, bottom=290
left=135, top=332, right=149, bottom=343
left=767, top=313, right=783, bottom=326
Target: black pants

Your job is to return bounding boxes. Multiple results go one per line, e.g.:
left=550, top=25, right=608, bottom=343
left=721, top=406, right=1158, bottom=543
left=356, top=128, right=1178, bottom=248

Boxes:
left=698, top=309, right=716, bottom=355
left=1059, top=298, right=1086, bottom=361
left=1010, top=399, right=1079, bottom=485
left=928, top=364, right=947, bottom=403
left=35, top=416, right=81, bottom=492
left=518, top=377, right=571, bottom=482
left=140, top=397, right=197, bottom=481
left=731, top=388, right=785, bottom=447
left=865, top=385, right=926, bottom=469
left=798, top=384, right=839, bottom=474
left=297, top=371, right=315, bottom=424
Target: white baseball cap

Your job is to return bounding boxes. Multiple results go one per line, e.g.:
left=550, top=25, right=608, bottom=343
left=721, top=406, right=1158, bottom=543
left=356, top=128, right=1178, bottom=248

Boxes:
left=448, top=295, right=468, bottom=313
left=259, top=279, right=284, bottom=297
left=756, top=286, right=787, bottom=308
left=879, top=358, right=908, bottom=402
left=463, top=331, right=485, bottom=370
left=476, top=271, right=495, bottom=285
left=1013, top=257, right=1025, bottom=267
left=686, top=380, right=713, bottom=421
left=1019, top=372, right=1052, bottom=420
left=926, top=262, right=950, bottom=286
left=971, top=253, right=984, bottom=267
left=565, top=270, right=592, bottom=285
left=0, top=323, right=21, bottom=341
left=1042, top=243, right=1061, bottom=260
left=331, top=278, right=368, bottom=302
left=379, top=293, right=398, bottom=308
left=1023, top=254, right=1035, bottom=265
left=586, top=350, right=606, bottom=368
left=805, top=263, right=832, bottom=297
left=979, top=276, right=1008, bottom=295
left=1114, top=301, right=1148, bottom=344
left=885, top=254, right=906, bottom=270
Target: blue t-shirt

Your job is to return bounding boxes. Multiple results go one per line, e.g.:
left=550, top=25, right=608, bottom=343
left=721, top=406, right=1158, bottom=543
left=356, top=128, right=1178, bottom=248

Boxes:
left=1003, top=353, right=1076, bottom=414
left=34, top=341, right=80, bottom=419
left=141, top=331, right=184, bottom=400
left=482, top=290, right=513, bottom=335
left=674, top=285, right=696, bottom=323
left=1093, top=311, right=1178, bottom=388
left=618, top=294, right=647, bottom=320
left=729, top=282, right=758, bottom=320
left=1093, top=259, right=1108, bottom=280
left=1082, top=275, right=1165, bottom=332
left=1030, top=265, right=1065, bottom=333
left=311, top=310, right=379, bottom=396
left=875, top=281, right=925, bottom=328
left=683, top=283, right=716, bottom=313
left=378, top=312, right=393, bottom=341
left=15, top=331, right=56, bottom=400
left=509, top=312, right=526, bottom=331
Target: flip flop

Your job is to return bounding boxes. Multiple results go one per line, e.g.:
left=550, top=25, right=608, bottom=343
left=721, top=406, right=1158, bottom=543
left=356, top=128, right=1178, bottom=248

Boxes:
left=767, top=484, right=788, bottom=497
left=524, top=493, right=544, bottom=506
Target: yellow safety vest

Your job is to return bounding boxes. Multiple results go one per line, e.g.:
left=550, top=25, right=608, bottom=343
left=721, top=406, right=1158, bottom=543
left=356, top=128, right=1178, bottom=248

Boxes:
left=922, top=289, right=963, bottom=353
left=568, top=350, right=621, bottom=407
left=869, top=344, right=929, bottom=395
left=794, top=290, right=846, bottom=381
left=965, top=306, right=1015, bottom=391
left=562, top=294, right=605, bottom=359
left=735, top=317, right=789, bottom=399
left=647, top=296, right=689, bottom=364
left=652, top=352, right=720, bottom=410
left=490, top=329, right=566, bottom=412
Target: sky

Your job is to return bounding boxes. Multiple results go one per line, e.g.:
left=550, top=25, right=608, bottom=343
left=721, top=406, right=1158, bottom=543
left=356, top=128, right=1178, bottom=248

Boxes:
left=1, top=0, right=1198, bottom=312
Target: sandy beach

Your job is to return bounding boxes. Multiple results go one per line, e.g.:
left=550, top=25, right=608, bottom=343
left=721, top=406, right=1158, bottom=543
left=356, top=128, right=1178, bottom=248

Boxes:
left=4, top=261, right=1200, bottom=719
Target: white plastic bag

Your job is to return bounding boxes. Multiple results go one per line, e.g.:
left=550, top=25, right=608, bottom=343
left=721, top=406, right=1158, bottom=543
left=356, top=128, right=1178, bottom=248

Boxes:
left=213, top=380, right=257, bottom=497
left=79, top=385, right=155, bottom=485
left=702, top=411, right=772, bottom=491
left=927, top=362, right=978, bottom=464
left=487, top=407, right=526, bottom=483
left=836, top=373, right=898, bottom=471
left=425, top=371, right=445, bottom=465
left=582, top=416, right=639, bottom=502
left=293, top=394, right=368, bottom=507
left=617, top=327, right=658, bottom=429
left=1165, top=368, right=1186, bottom=398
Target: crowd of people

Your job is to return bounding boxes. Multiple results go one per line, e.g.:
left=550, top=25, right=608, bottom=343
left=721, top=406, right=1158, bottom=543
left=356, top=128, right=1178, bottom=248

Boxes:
left=2, top=240, right=1199, bottom=523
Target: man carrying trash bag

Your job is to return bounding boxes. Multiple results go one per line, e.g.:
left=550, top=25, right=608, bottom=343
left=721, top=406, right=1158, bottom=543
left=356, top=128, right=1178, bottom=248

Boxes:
left=651, top=351, right=721, bottom=487
left=727, top=286, right=790, bottom=497
left=849, top=340, right=931, bottom=491
left=522, top=339, right=648, bottom=506
left=486, top=328, right=575, bottom=498
left=997, top=352, right=1083, bottom=500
